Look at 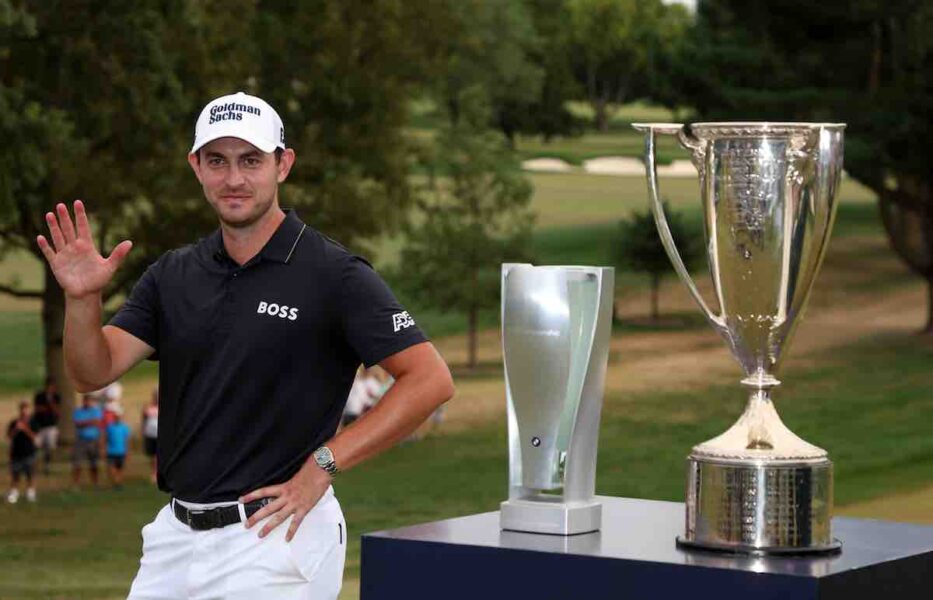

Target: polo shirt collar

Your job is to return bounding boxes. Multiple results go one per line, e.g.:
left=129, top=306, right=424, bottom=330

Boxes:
left=260, top=209, right=307, bottom=263
left=207, top=209, right=307, bottom=266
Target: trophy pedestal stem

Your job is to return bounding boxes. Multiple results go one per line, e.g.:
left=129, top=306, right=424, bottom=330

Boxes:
left=679, top=456, right=839, bottom=554
left=695, top=388, right=827, bottom=460
left=500, top=497, right=601, bottom=535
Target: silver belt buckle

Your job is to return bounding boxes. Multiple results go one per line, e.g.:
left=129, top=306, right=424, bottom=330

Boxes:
left=187, top=508, right=204, bottom=528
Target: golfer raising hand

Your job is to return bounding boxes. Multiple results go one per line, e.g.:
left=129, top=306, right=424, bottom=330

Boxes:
left=39, top=92, right=454, bottom=599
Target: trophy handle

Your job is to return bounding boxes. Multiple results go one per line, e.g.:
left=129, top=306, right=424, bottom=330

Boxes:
left=632, top=123, right=726, bottom=332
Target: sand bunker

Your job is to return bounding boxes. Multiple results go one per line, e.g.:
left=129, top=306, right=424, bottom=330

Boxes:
left=582, top=156, right=645, bottom=176
left=521, top=158, right=574, bottom=173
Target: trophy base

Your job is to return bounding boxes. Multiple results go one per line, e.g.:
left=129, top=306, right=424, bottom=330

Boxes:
left=682, top=456, right=838, bottom=554
left=500, top=497, right=601, bottom=535
left=675, top=535, right=841, bottom=556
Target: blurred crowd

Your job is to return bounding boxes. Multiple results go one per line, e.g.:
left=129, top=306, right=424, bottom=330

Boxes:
left=342, top=366, right=445, bottom=440
left=7, top=366, right=442, bottom=503
left=6, top=378, right=159, bottom=504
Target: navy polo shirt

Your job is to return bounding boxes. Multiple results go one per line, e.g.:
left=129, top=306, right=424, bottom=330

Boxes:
left=109, top=211, right=427, bottom=502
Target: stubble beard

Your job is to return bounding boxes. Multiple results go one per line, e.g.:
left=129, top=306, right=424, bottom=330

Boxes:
left=212, top=192, right=276, bottom=230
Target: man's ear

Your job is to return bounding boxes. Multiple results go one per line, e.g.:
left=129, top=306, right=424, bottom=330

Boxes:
left=277, top=149, right=296, bottom=183
left=187, top=152, right=203, bottom=184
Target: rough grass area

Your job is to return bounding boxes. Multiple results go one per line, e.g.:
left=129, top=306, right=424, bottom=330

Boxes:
left=0, top=311, right=44, bottom=394
left=0, top=332, right=930, bottom=599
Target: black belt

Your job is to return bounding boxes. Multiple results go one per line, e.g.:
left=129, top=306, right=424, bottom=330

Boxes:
left=173, top=498, right=272, bottom=531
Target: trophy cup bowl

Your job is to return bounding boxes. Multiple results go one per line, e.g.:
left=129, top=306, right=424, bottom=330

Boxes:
left=632, top=122, right=846, bottom=554
left=500, top=264, right=614, bottom=535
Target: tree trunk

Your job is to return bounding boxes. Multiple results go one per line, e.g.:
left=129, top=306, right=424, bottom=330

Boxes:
left=868, top=20, right=882, bottom=93
left=650, top=273, right=660, bottom=321
left=467, top=303, right=478, bottom=370
left=593, top=97, right=610, bottom=133
left=925, top=278, right=933, bottom=335
left=876, top=182, right=933, bottom=335
left=42, top=263, right=75, bottom=443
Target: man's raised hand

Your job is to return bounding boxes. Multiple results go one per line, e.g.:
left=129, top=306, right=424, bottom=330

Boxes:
left=36, top=201, right=133, bottom=300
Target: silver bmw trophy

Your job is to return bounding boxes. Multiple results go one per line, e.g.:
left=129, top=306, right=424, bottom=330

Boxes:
left=500, top=264, right=614, bottom=535
left=633, top=122, right=845, bottom=554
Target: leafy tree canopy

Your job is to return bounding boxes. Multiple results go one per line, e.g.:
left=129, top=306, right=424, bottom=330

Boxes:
left=393, top=91, right=535, bottom=367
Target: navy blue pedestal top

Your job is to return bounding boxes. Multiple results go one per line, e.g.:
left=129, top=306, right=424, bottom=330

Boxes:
left=360, top=496, right=933, bottom=600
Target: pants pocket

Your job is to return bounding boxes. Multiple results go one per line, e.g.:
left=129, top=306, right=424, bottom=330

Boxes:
left=286, top=495, right=346, bottom=585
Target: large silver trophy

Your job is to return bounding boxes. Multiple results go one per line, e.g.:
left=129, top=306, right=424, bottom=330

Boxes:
left=500, top=264, right=614, bottom=535
left=633, top=122, right=846, bottom=554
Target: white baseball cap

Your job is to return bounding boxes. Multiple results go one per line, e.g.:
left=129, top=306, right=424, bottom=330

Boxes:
left=190, top=92, right=285, bottom=154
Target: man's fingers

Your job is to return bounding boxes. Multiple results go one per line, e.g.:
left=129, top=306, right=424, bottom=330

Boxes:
left=240, top=485, right=280, bottom=505
left=285, top=510, right=306, bottom=543
left=107, top=240, right=133, bottom=270
left=36, top=236, right=56, bottom=262
left=56, top=203, right=77, bottom=243
left=45, top=212, right=66, bottom=251
left=259, top=510, right=290, bottom=539
left=74, top=200, right=93, bottom=241
left=245, top=496, right=285, bottom=529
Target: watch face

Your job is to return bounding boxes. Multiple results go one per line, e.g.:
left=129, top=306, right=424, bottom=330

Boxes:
left=315, top=446, right=334, bottom=466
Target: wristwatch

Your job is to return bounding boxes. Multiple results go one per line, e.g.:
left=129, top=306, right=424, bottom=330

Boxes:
left=312, top=446, right=338, bottom=476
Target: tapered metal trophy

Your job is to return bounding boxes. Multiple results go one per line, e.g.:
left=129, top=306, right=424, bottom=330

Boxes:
left=633, top=122, right=846, bottom=554
left=500, top=264, right=614, bottom=535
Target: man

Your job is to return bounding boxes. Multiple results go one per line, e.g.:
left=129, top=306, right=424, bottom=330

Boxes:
left=72, top=393, right=103, bottom=487
left=36, top=91, right=455, bottom=599
left=105, top=405, right=131, bottom=489
left=32, top=376, right=61, bottom=474
left=6, top=401, right=38, bottom=503
left=141, top=387, right=159, bottom=484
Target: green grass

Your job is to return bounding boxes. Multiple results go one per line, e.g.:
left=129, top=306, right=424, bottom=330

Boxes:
left=0, top=250, right=44, bottom=294
left=1, top=331, right=930, bottom=598
left=0, top=311, right=45, bottom=394
left=527, top=172, right=877, bottom=229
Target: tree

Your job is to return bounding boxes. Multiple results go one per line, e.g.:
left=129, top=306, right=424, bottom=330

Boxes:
left=393, top=93, right=535, bottom=368
left=615, top=202, right=701, bottom=320
left=0, top=2, right=195, bottom=438
left=669, top=0, right=933, bottom=332
left=565, top=0, right=686, bottom=131
left=438, top=0, right=544, bottom=144
left=502, top=0, right=585, bottom=142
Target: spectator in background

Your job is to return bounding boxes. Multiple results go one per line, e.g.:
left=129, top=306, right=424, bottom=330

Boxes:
left=99, top=381, right=124, bottom=426
left=7, top=402, right=38, bottom=503
left=32, top=376, right=62, bottom=475
left=142, top=387, right=159, bottom=484
left=105, top=406, right=132, bottom=489
left=72, top=394, right=103, bottom=487
left=341, top=367, right=383, bottom=428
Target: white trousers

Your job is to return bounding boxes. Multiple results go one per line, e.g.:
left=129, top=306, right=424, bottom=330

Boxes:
left=127, top=487, right=346, bottom=600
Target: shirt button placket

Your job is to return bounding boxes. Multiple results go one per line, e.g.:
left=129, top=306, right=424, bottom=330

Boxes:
left=218, top=269, right=240, bottom=338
